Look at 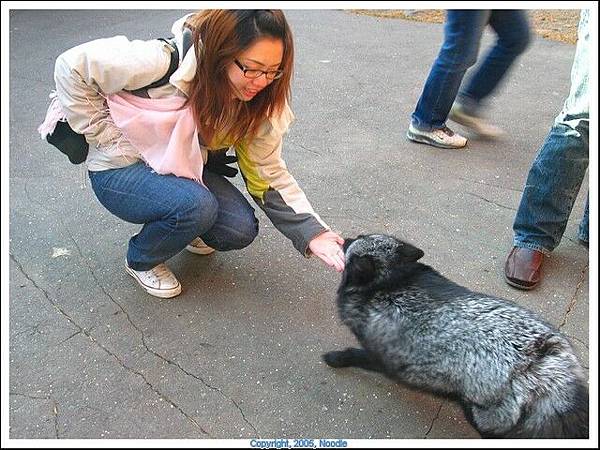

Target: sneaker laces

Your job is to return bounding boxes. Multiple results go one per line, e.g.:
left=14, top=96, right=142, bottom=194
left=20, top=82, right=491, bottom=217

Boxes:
left=149, top=264, right=171, bottom=282
left=190, top=238, right=205, bottom=248
left=435, top=126, right=455, bottom=137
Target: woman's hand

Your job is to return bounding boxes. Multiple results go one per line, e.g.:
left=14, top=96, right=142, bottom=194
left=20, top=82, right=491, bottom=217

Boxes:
left=309, top=231, right=345, bottom=272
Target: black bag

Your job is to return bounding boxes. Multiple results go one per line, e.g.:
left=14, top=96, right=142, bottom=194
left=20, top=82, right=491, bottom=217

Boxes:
left=47, top=120, right=90, bottom=164
left=46, top=29, right=192, bottom=164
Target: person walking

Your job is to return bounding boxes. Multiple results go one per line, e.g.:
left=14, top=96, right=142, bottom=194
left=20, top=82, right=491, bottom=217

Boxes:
left=407, top=10, right=530, bottom=149
left=504, top=9, right=590, bottom=290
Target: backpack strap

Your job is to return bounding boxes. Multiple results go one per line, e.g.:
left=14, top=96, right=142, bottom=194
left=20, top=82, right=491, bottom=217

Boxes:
left=142, top=37, right=180, bottom=90
left=129, top=27, right=194, bottom=96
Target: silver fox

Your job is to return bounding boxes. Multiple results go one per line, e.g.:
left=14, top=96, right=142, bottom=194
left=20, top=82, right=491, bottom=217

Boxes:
left=323, top=234, right=588, bottom=439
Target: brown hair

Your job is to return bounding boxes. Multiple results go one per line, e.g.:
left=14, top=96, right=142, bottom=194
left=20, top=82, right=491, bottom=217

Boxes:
left=184, top=10, right=294, bottom=147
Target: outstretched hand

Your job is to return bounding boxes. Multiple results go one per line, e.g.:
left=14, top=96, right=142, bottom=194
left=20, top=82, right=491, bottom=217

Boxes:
left=309, top=231, right=345, bottom=272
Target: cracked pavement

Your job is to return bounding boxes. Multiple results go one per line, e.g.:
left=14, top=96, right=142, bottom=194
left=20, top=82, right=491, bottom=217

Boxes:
left=6, top=9, right=591, bottom=440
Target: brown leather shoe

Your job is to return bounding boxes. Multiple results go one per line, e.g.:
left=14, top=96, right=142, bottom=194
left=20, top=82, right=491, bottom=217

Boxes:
left=504, top=247, right=545, bottom=290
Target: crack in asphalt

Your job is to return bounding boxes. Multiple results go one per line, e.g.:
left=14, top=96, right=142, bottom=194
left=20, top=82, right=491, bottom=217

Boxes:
left=11, top=322, right=45, bottom=338
left=465, top=191, right=516, bottom=211
left=10, top=253, right=210, bottom=436
left=57, top=330, right=82, bottom=346
left=559, top=263, right=588, bottom=330
left=144, top=346, right=258, bottom=435
left=457, top=177, right=523, bottom=193
left=9, top=392, right=51, bottom=401
left=68, top=236, right=259, bottom=436
left=295, top=142, right=321, bottom=156
left=424, top=401, right=443, bottom=438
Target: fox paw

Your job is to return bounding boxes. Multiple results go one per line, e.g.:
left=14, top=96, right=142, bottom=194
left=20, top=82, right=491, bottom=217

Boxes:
left=322, top=350, right=351, bottom=368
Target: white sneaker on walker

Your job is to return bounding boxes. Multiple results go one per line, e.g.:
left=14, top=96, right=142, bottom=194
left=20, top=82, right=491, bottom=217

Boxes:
left=186, top=237, right=215, bottom=255
left=125, top=261, right=182, bottom=298
left=407, top=124, right=467, bottom=149
left=449, top=103, right=504, bottom=138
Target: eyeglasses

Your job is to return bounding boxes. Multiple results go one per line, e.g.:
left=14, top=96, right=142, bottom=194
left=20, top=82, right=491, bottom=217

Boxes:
left=234, top=59, right=284, bottom=80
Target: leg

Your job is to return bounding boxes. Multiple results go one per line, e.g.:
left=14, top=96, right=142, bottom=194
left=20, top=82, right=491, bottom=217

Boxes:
left=513, top=120, right=589, bottom=253
left=458, top=10, right=530, bottom=111
left=89, top=162, right=219, bottom=271
left=578, top=194, right=589, bottom=245
left=411, top=11, right=489, bottom=130
left=199, top=171, right=259, bottom=251
left=322, top=347, right=386, bottom=374
left=469, top=400, right=522, bottom=438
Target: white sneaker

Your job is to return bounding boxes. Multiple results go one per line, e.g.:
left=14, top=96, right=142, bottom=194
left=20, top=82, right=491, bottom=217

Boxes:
left=186, top=237, right=215, bottom=255
left=125, top=261, right=182, bottom=298
left=407, top=123, right=467, bottom=149
left=449, top=103, right=504, bottom=138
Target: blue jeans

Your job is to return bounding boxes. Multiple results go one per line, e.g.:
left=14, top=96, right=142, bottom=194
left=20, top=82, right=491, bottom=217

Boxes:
left=89, top=162, right=258, bottom=270
left=513, top=10, right=590, bottom=254
left=411, top=10, right=530, bottom=130
left=513, top=120, right=589, bottom=253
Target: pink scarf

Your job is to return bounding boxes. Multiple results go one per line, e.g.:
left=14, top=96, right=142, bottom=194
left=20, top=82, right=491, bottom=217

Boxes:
left=107, top=91, right=204, bottom=182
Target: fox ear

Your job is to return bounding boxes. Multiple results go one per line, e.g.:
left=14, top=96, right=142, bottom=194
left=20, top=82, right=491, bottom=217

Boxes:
left=344, top=255, right=377, bottom=286
left=398, top=242, right=424, bottom=262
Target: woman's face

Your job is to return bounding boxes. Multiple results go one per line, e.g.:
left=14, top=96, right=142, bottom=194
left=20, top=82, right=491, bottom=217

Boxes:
left=228, top=37, right=284, bottom=101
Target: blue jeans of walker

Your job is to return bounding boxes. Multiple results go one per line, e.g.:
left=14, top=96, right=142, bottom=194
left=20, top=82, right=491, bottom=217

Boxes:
left=89, top=162, right=258, bottom=271
left=513, top=119, right=589, bottom=254
left=411, top=10, right=530, bottom=130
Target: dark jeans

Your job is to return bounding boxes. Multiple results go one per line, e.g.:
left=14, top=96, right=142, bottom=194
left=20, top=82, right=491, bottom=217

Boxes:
left=89, top=162, right=258, bottom=270
left=411, top=10, right=530, bottom=130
